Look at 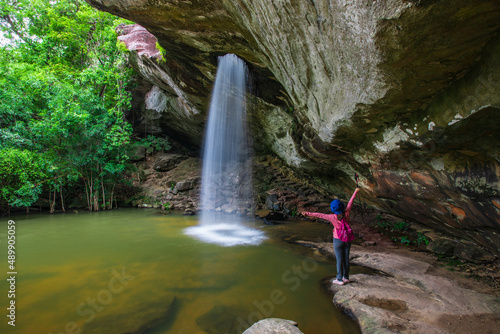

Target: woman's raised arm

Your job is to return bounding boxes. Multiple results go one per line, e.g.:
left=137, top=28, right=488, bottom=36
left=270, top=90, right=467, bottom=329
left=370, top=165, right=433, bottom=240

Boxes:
left=345, top=188, right=360, bottom=214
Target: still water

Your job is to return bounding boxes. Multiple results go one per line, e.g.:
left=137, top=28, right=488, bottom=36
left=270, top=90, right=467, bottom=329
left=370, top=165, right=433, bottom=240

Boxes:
left=0, top=209, right=361, bottom=334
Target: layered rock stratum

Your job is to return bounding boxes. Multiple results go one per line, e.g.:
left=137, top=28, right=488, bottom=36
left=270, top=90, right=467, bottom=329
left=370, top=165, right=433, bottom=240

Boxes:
left=86, top=0, right=500, bottom=255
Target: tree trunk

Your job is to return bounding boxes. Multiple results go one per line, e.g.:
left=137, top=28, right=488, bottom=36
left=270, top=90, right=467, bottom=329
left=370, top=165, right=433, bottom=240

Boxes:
left=109, top=184, right=116, bottom=210
left=109, top=192, right=113, bottom=210
left=84, top=179, right=91, bottom=211
left=49, top=188, right=56, bottom=214
left=101, top=178, right=106, bottom=210
left=60, top=187, right=65, bottom=212
left=89, top=173, right=94, bottom=212
left=93, top=193, right=99, bottom=211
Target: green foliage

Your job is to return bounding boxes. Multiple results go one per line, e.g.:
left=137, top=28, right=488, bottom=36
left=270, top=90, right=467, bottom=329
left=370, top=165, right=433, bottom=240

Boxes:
left=375, top=217, right=409, bottom=232
left=0, top=148, right=46, bottom=207
left=116, top=40, right=129, bottom=54
left=392, top=221, right=410, bottom=232
left=415, top=232, right=430, bottom=246
left=0, top=0, right=135, bottom=212
left=137, top=135, right=172, bottom=155
left=445, top=258, right=462, bottom=267
left=400, top=236, right=410, bottom=246
left=374, top=216, right=431, bottom=248
left=377, top=220, right=389, bottom=229
left=155, top=41, right=166, bottom=63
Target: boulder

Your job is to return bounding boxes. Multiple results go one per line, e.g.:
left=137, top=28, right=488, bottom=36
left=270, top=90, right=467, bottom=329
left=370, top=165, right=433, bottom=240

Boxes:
left=128, top=144, right=147, bottom=161
left=453, top=241, right=496, bottom=263
left=174, top=180, right=192, bottom=192
left=196, top=305, right=250, bottom=334
left=154, top=154, right=187, bottom=172
left=426, top=238, right=457, bottom=257
left=242, top=318, right=304, bottom=334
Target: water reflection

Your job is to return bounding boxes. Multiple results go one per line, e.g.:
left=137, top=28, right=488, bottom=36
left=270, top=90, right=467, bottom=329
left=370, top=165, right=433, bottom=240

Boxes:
left=0, top=209, right=360, bottom=334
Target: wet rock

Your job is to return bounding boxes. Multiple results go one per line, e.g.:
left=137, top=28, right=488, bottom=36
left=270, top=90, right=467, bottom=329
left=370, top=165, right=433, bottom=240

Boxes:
left=427, top=238, right=457, bottom=257
left=196, top=305, right=250, bottom=334
left=266, top=211, right=286, bottom=221
left=84, top=296, right=177, bottom=334
left=242, top=318, right=304, bottom=334
left=263, top=218, right=281, bottom=225
left=183, top=209, right=196, bottom=216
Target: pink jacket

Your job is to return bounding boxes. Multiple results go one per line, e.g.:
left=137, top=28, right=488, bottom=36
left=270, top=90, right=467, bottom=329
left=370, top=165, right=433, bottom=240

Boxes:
left=303, top=189, right=359, bottom=240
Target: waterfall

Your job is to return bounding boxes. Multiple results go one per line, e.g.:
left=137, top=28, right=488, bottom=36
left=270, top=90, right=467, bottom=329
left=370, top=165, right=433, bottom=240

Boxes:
left=184, top=54, right=265, bottom=247
left=199, top=53, right=251, bottom=223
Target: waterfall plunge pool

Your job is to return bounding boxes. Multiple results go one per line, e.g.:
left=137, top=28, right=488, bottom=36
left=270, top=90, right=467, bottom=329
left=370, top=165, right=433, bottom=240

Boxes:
left=0, top=209, right=362, bottom=334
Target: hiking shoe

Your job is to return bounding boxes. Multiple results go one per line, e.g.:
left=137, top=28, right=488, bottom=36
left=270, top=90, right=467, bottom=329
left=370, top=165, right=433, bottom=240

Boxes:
left=332, top=279, right=345, bottom=285
left=343, top=278, right=350, bottom=284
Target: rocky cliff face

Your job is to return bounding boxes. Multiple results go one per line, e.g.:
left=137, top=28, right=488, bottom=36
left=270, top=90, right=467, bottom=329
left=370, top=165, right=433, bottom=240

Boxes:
left=86, top=0, right=500, bottom=255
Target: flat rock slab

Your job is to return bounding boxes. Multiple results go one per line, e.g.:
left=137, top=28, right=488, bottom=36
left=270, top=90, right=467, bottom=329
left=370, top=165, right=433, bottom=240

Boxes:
left=242, top=318, right=304, bottom=334
left=298, top=242, right=500, bottom=333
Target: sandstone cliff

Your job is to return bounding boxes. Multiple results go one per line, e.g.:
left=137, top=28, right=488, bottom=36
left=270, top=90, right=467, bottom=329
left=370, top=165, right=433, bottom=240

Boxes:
left=85, top=0, right=500, bottom=255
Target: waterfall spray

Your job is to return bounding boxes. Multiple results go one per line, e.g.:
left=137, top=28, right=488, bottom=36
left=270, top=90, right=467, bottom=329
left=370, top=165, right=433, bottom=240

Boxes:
left=184, top=54, right=265, bottom=246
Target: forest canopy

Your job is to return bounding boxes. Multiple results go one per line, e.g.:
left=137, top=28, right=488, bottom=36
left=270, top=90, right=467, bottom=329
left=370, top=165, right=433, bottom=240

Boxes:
left=0, top=0, right=136, bottom=213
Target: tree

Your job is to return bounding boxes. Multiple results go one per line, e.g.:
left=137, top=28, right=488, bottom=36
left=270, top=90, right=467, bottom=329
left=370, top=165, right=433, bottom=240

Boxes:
left=0, top=149, right=47, bottom=213
left=0, top=0, right=135, bottom=213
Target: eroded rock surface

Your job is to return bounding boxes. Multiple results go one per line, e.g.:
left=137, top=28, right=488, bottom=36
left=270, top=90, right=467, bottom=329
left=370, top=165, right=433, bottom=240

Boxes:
left=86, top=0, right=500, bottom=255
left=299, top=241, right=500, bottom=334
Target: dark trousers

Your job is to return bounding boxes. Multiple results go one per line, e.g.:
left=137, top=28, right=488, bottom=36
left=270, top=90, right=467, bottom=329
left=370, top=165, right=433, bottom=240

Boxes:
left=333, top=238, right=351, bottom=280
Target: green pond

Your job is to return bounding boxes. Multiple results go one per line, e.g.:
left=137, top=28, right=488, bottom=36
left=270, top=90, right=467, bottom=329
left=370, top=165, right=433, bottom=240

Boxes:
left=0, top=209, right=362, bottom=334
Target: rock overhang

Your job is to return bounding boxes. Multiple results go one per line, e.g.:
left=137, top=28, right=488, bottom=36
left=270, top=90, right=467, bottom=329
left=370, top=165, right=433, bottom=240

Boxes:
left=85, top=0, right=500, bottom=255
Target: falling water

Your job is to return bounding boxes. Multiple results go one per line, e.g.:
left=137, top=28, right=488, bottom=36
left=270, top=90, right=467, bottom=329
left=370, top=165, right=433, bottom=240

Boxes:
left=185, top=54, right=265, bottom=246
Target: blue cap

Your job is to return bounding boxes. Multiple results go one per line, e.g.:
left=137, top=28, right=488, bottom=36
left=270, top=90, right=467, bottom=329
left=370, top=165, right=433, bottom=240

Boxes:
left=330, top=200, right=345, bottom=214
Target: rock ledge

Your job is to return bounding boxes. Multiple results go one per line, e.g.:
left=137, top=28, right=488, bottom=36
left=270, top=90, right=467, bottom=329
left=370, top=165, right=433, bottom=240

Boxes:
left=299, top=241, right=500, bottom=334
